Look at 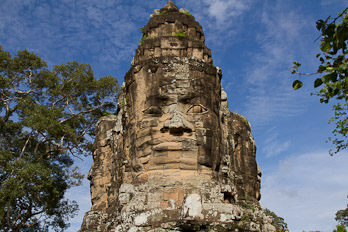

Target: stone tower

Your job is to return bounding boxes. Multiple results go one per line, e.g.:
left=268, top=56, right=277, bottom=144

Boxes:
left=80, top=1, right=276, bottom=231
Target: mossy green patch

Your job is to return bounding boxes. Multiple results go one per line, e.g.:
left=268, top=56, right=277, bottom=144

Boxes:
left=173, top=31, right=187, bottom=37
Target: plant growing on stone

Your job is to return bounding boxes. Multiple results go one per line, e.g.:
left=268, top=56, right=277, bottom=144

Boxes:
left=264, top=208, right=288, bottom=232
left=181, top=9, right=191, bottom=16
left=241, top=214, right=250, bottom=222
left=139, top=35, right=149, bottom=45
left=0, top=45, right=119, bottom=231
left=125, top=96, right=129, bottom=105
left=173, top=31, right=187, bottom=37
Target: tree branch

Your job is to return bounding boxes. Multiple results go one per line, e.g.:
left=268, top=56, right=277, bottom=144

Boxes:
left=65, top=99, right=76, bottom=115
left=51, top=96, right=66, bottom=108
left=291, top=68, right=320, bottom=76
left=18, top=136, right=31, bottom=160
left=59, top=103, right=104, bottom=124
left=314, top=7, right=348, bottom=42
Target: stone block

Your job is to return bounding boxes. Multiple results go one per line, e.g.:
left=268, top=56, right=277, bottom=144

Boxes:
left=147, top=170, right=164, bottom=179
left=137, top=128, right=152, bottom=139
left=163, top=187, right=179, bottom=202
left=155, top=47, right=161, bottom=57
left=163, top=169, right=181, bottom=177
left=139, top=156, right=150, bottom=164
left=163, top=163, right=181, bottom=170
left=118, top=193, right=132, bottom=205
left=135, top=135, right=152, bottom=147
left=192, top=48, right=203, bottom=59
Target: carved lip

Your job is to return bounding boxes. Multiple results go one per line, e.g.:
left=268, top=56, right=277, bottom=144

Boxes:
left=152, top=142, right=183, bottom=151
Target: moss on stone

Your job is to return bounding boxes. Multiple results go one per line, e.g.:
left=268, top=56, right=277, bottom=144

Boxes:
left=231, top=112, right=251, bottom=130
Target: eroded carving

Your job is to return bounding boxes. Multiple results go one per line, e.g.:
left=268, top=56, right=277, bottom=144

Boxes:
left=80, top=1, right=275, bottom=231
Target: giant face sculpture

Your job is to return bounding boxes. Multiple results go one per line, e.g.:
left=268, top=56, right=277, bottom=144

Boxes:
left=125, top=58, right=221, bottom=181
left=80, top=2, right=269, bottom=230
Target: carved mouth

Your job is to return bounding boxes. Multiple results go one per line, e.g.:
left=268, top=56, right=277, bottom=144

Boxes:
left=152, top=142, right=183, bottom=151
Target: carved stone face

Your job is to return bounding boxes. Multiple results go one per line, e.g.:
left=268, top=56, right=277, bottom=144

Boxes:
left=126, top=58, right=221, bottom=179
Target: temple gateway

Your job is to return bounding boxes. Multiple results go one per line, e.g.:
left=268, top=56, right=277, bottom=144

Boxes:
left=80, top=1, right=276, bottom=231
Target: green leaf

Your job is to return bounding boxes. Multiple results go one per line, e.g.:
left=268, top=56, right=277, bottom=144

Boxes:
left=292, top=80, right=303, bottom=90
left=320, top=38, right=332, bottom=53
left=318, top=65, right=326, bottom=72
left=322, top=74, right=330, bottom=83
left=329, top=72, right=338, bottom=82
left=316, top=19, right=325, bottom=30
left=314, top=78, right=323, bottom=88
left=292, top=61, right=301, bottom=67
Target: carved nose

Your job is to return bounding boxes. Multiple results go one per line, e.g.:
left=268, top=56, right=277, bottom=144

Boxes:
left=163, top=111, right=192, bottom=135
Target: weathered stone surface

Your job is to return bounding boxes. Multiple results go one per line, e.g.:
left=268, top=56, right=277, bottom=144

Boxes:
left=79, top=1, right=275, bottom=231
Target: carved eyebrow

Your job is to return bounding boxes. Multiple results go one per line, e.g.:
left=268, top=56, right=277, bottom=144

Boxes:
left=178, top=94, right=195, bottom=103
left=147, top=94, right=170, bottom=101
left=143, top=106, right=162, bottom=115
left=145, top=94, right=170, bottom=106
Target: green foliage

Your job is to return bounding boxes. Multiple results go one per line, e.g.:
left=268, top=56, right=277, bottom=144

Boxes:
left=241, top=213, right=250, bottom=222
left=334, top=225, right=347, bottom=232
left=173, top=31, right=187, bottom=37
left=328, top=102, right=348, bottom=154
left=139, top=35, right=149, bottom=45
left=243, top=200, right=255, bottom=212
left=291, top=7, right=348, bottom=155
left=0, top=45, right=119, bottom=231
left=265, top=208, right=288, bottom=232
left=293, top=79, right=303, bottom=90
left=335, top=200, right=348, bottom=227
left=232, top=112, right=251, bottom=130
left=139, top=26, right=145, bottom=32
left=125, top=96, right=129, bottom=105
left=181, top=9, right=192, bottom=16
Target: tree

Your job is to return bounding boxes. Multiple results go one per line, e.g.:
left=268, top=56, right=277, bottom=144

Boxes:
left=0, top=45, right=119, bottom=231
left=291, top=7, right=348, bottom=155
left=264, top=208, right=288, bottom=232
left=336, top=198, right=348, bottom=228
left=333, top=225, right=347, bottom=232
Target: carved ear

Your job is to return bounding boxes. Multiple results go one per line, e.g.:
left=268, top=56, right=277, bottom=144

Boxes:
left=187, top=104, right=208, bottom=114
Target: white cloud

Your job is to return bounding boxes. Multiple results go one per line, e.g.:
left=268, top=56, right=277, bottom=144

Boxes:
left=240, top=2, right=315, bottom=127
left=261, top=151, right=348, bottom=232
left=204, top=0, right=248, bottom=24
left=262, top=128, right=291, bottom=157
left=176, top=0, right=251, bottom=48
left=0, top=0, right=151, bottom=76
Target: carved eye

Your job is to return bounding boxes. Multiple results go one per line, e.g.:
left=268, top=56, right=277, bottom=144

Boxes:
left=187, top=105, right=208, bottom=114
left=179, top=96, right=191, bottom=104
left=143, top=106, right=162, bottom=116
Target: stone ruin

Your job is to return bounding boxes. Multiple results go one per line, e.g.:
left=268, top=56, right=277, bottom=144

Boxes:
left=79, top=1, right=276, bottom=231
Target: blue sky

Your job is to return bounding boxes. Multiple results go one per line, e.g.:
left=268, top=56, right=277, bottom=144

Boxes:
left=1, top=0, right=348, bottom=231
